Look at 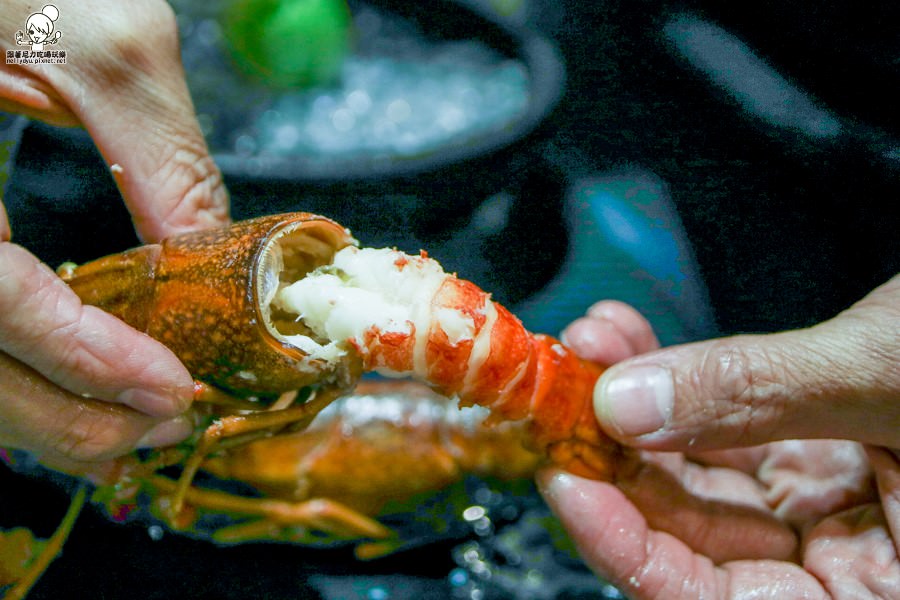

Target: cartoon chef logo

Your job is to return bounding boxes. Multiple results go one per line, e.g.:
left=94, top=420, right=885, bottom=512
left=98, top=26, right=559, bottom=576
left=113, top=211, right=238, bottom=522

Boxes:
left=16, top=5, right=62, bottom=51
left=7, top=4, right=66, bottom=65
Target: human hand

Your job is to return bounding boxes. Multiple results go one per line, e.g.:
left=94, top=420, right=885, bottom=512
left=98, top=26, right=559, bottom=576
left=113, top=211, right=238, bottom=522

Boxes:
left=0, top=1, right=231, bottom=474
left=541, top=286, right=900, bottom=598
left=1, top=0, right=229, bottom=240
left=590, top=276, right=899, bottom=452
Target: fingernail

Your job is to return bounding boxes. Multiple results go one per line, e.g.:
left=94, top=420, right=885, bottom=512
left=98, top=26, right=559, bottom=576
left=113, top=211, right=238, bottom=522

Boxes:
left=116, top=388, right=187, bottom=418
left=535, top=468, right=575, bottom=506
left=135, top=417, right=194, bottom=449
left=595, top=365, right=673, bottom=437
left=587, top=302, right=618, bottom=319
left=563, top=318, right=605, bottom=351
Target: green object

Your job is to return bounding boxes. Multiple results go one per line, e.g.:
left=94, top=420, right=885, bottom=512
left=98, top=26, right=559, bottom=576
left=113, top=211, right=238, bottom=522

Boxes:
left=223, top=0, right=351, bottom=88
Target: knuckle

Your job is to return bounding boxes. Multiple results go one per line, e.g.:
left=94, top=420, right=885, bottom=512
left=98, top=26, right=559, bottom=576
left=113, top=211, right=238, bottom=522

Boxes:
left=0, top=248, right=83, bottom=354
left=23, top=309, right=82, bottom=362
left=45, top=411, right=135, bottom=464
left=839, top=307, right=900, bottom=386
left=154, top=150, right=229, bottom=234
left=690, top=339, right=790, bottom=435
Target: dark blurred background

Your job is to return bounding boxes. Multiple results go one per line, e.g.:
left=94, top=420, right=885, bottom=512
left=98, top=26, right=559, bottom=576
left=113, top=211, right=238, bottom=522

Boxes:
left=1, top=0, right=897, bottom=598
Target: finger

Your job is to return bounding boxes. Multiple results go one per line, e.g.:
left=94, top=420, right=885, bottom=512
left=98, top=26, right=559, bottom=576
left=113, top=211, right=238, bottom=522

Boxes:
left=77, top=1, right=231, bottom=241
left=616, top=453, right=797, bottom=563
left=686, top=446, right=769, bottom=475
left=632, top=451, right=772, bottom=511
left=562, top=301, right=660, bottom=365
left=758, top=440, right=874, bottom=527
left=538, top=467, right=718, bottom=598
left=866, top=446, right=900, bottom=557
left=5, top=1, right=230, bottom=241
left=0, top=66, right=80, bottom=127
left=587, top=300, right=661, bottom=354
left=0, top=351, right=192, bottom=473
left=594, top=275, right=900, bottom=450
left=0, top=242, right=193, bottom=417
left=804, top=501, right=900, bottom=598
left=537, top=468, right=824, bottom=599
left=686, top=441, right=875, bottom=528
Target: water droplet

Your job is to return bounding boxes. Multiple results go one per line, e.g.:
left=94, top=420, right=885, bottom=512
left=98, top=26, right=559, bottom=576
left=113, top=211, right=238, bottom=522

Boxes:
left=473, top=517, right=493, bottom=537
left=437, top=104, right=466, bottom=132
left=463, top=506, right=487, bottom=522
left=524, top=569, right=543, bottom=587
left=312, top=94, right=337, bottom=116
left=472, top=192, right=513, bottom=235
left=147, top=525, right=164, bottom=541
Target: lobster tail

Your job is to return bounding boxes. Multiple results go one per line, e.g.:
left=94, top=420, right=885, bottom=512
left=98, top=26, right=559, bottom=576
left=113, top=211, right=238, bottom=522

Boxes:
left=419, top=282, right=618, bottom=480
left=277, top=246, right=624, bottom=480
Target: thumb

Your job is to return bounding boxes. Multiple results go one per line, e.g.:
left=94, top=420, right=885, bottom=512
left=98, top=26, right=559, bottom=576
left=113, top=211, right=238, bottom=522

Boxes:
left=594, top=275, right=900, bottom=451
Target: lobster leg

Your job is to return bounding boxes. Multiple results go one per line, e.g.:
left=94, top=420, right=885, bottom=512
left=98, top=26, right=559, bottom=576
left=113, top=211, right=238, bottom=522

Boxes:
left=150, top=476, right=392, bottom=543
left=165, top=387, right=343, bottom=523
left=209, top=505, right=401, bottom=560
left=2, top=484, right=88, bottom=600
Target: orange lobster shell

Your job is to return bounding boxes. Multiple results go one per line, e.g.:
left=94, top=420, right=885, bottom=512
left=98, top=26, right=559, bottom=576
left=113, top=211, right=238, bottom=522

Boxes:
left=59, top=212, right=626, bottom=482
left=58, top=213, right=356, bottom=397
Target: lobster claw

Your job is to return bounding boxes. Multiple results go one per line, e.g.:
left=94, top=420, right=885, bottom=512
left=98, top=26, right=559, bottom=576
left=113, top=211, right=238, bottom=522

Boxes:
left=58, top=213, right=358, bottom=397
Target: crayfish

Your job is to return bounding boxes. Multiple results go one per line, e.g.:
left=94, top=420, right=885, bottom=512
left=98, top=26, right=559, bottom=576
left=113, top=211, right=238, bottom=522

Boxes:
left=3, top=212, right=630, bottom=596
left=60, top=211, right=628, bottom=519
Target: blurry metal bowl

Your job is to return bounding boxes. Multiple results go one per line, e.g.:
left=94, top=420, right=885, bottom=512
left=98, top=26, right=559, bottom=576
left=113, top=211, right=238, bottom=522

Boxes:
left=205, top=0, right=565, bottom=183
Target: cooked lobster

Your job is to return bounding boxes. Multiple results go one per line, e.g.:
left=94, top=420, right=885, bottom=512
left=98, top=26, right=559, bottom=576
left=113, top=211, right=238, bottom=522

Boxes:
left=54, top=213, right=628, bottom=538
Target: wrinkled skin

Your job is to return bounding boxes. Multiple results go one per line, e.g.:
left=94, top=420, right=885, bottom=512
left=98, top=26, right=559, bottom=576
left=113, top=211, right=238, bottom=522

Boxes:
left=543, top=284, right=900, bottom=599
left=0, top=0, right=230, bottom=474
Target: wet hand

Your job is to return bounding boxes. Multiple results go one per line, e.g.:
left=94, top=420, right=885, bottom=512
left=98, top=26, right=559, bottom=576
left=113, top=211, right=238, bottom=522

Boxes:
left=541, top=292, right=900, bottom=598
left=0, top=0, right=234, bottom=473
left=0, top=239, right=195, bottom=474
left=591, top=276, right=899, bottom=451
